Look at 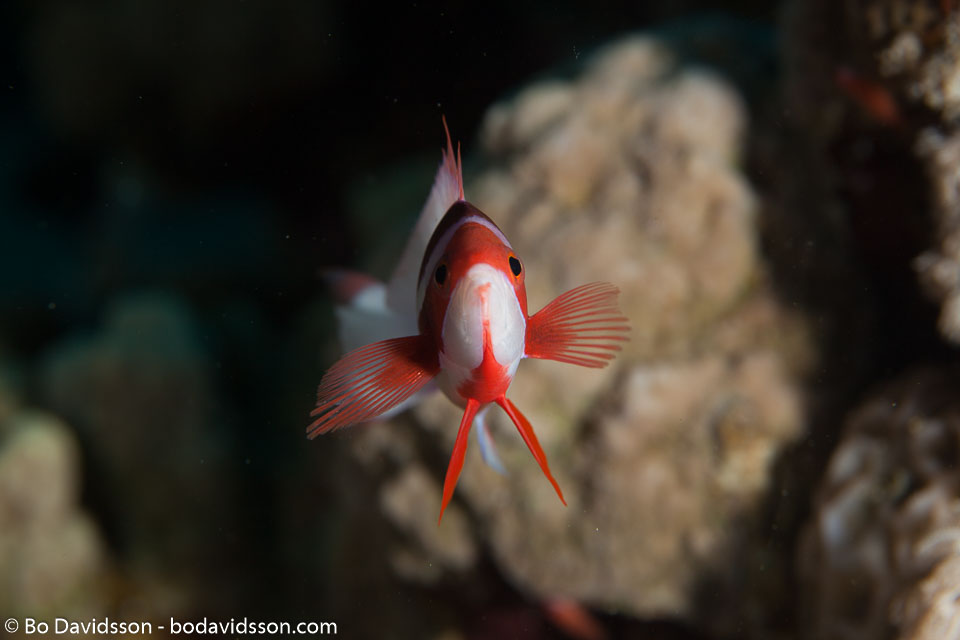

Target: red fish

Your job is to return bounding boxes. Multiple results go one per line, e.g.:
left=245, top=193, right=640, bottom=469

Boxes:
left=834, top=66, right=901, bottom=127
left=309, top=120, right=629, bottom=522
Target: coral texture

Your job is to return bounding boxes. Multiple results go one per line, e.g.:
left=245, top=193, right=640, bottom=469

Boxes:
left=799, top=367, right=960, bottom=640
left=785, top=0, right=960, bottom=344
left=861, top=3, right=960, bottom=344
left=915, top=128, right=960, bottom=342
left=0, top=411, right=107, bottom=617
left=40, top=293, right=232, bottom=613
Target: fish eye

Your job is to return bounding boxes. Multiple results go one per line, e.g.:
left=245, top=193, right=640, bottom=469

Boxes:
left=509, top=256, right=522, bottom=277
left=435, top=263, right=448, bottom=286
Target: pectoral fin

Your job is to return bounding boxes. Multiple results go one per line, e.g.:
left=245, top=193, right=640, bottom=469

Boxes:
left=525, top=282, right=629, bottom=368
left=308, top=335, right=438, bottom=437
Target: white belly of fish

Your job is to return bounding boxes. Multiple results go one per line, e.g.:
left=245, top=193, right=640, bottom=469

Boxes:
left=436, top=263, right=525, bottom=406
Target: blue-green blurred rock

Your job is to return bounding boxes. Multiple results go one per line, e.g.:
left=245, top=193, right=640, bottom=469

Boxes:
left=41, top=292, right=237, bottom=614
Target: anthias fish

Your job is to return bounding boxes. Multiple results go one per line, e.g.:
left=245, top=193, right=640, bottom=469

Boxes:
left=309, top=120, right=629, bottom=522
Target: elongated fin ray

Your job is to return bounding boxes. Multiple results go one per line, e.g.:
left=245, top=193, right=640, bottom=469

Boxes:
left=443, top=115, right=465, bottom=200
left=496, top=397, right=566, bottom=505
left=439, top=398, right=481, bottom=523
left=386, top=118, right=465, bottom=319
left=308, top=336, right=438, bottom=437
left=525, top=282, right=630, bottom=368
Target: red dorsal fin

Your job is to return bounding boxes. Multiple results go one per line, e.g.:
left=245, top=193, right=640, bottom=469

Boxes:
left=308, top=335, right=438, bottom=437
left=525, top=282, right=630, bottom=368
left=496, top=397, right=566, bottom=505
left=439, top=398, right=481, bottom=524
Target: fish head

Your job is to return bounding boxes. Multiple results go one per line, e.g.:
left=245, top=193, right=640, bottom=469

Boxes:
left=418, top=202, right=528, bottom=397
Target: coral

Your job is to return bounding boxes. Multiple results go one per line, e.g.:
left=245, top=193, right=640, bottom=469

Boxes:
left=327, top=35, right=812, bottom=636
left=453, top=347, right=801, bottom=619
left=862, top=3, right=960, bottom=344
left=915, top=129, right=960, bottom=342
left=0, top=410, right=108, bottom=617
left=476, top=38, right=757, bottom=363
left=40, top=293, right=233, bottom=613
left=783, top=0, right=960, bottom=345
left=798, top=367, right=960, bottom=640
left=379, top=465, right=477, bottom=584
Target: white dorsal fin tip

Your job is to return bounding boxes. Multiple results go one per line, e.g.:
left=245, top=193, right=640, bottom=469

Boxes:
left=441, top=114, right=464, bottom=199
left=385, top=118, right=466, bottom=318
left=455, top=140, right=464, bottom=199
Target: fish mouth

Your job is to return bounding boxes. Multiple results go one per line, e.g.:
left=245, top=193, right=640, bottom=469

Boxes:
left=441, top=263, right=525, bottom=372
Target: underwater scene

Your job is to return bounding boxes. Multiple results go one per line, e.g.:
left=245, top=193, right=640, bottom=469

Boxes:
left=2, top=1, right=960, bottom=639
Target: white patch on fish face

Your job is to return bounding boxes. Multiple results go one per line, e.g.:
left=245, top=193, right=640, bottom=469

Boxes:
left=417, top=215, right=513, bottom=315
left=439, top=262, right=525, bottom=385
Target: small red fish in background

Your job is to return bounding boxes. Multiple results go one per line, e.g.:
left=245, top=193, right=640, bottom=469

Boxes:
left=834, top=66, right=902, bottom=127
left=309, top=119, right=629, bottom=522
left=465, top=598, right=608, bottom=640
left=543, top=598, right=608, bottom=640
